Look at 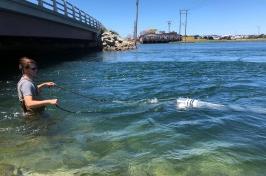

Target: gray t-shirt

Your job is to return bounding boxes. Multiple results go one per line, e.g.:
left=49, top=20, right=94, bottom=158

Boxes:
left=17, top=77, right=37, bottom=102
left=17, top=77, right=45, bottom=116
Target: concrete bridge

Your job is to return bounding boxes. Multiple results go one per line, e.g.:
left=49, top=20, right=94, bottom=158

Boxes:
left=0, top=0, right=104, bottom=60
left=0, top=0, right=105, bottom=73
left=0, top=0, right=103, bottom=39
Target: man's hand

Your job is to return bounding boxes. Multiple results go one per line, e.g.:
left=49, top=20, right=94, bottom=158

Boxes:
left=49, top=99, right=58, bottom=105
left=45, top=82, right=56, bottom=88
left=38, top=82, right=56, bottom=90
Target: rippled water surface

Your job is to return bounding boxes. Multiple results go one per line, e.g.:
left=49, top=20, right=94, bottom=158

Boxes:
left=1, top=42, right=266, bottom=175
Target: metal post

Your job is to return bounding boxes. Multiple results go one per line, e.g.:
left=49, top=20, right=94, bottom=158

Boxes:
left=38, top=0, right=43, bottom=6
left=52, top=0, right=57, bottom=12
left=179, top=10, right=182, bottom=35
left=134, top=0, right=139, bottom=46
left=72, top=5, right=75, bottom=19
left=63, top=0, right=67, bottom=16
left=89, top=17, right=92, bottom=26
left=85, top=15, right=88, bottom=24
left=257, top=26, right=261, bottom=35
left=88, top=17, right=91, bottom=26
left=185, top=10, right=188, bottom=43
left=167, top=20, right=171, bottom=33
left=179, top=9, right=189, bottom=43
left=78, top=10, right=82, bottom=22
left=136, top=0, right=139, bottom=38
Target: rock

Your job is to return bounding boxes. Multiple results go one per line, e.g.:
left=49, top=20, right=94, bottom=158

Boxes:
left=105, top=39, right=115, bottom=46
left=117, top=37, right=123, bottom=42
left=105, top=36, right=112, bottom=41
left=0, top=163, right=23, bottom=176
left=128, top=163, right=149, bottom=176
left=102, top=42, right=107, bottom=46
left=0, top=164, right=15, bottom=176
left=101, top=30, right=136, bottom=51
left=33, top=157, right=63, bottom=172
left=115, top=41, right=121, bottom=46
left=113, top=36, right=118, bottom=40
left=102, top=32, right=111, bottom=36
left=149, top=158, right=177, bottom=176
left=63, top=154, right=88, bottom=169
left=110, top=47, right=116, bottom=51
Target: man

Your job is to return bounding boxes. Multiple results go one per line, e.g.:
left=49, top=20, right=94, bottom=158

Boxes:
left=17, top=57, right=58, bottom=118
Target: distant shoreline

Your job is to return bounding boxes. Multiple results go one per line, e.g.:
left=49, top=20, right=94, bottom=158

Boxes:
left=177, top=38, right=266, bottom=43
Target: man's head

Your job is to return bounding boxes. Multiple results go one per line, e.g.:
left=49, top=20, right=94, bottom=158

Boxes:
left=19, top=57, right=38, bottom=77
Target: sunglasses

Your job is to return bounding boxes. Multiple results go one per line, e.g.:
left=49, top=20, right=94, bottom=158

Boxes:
left=29, top=67, right=38, bottom=71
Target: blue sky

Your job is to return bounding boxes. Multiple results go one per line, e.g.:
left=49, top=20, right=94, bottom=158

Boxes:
left=68, top=0, right=266, bottom=37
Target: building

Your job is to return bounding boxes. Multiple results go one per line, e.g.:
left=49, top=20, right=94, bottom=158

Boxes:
left=139, top=32, right=182, bottom=44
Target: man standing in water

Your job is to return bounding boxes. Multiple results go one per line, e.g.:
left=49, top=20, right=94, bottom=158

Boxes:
left=17, top=57, right=58, bottom=118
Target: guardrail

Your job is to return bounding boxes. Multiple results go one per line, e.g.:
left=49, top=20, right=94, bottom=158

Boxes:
left=24, top=0, right=103, bottom=31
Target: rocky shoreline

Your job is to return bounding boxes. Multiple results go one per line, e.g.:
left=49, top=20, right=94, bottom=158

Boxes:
left=101, top=31, right=136, bottom=51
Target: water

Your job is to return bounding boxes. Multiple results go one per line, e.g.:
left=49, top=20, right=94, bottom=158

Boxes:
left=1, top=41, right=266, bottom=175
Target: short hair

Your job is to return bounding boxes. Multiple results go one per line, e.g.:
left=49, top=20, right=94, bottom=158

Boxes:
left=19, top=57, right=37, bottom=70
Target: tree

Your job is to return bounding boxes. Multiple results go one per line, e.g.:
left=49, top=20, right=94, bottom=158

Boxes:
left=140, top=29, right=158, bottom=35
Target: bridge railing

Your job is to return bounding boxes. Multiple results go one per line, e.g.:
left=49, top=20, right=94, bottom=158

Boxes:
left=24, top=0, right=103, bottom=31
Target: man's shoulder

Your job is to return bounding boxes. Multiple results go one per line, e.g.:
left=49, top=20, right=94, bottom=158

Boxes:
left=18, top=78, right=34, bottom=89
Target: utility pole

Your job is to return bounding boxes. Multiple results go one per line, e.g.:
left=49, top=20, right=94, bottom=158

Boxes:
left=179, top=9, right=189, bottom=42
left=167, top=20, right=172, bottom=33
left=134, top=0, right=139, bottom=46
left=179, top=10, right=182, bottom=35
left=257, top=25, right=261, bottom=35
left=185, top=10, right=188, bottom=42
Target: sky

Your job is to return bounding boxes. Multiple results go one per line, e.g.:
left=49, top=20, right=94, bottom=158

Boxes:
left=67, top=0, right=266, bottom=37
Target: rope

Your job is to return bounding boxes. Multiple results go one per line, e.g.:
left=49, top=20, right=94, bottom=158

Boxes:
left=53, top=85, right=112, bottom=114
left=56, top=105, right=102, bottom=114
left=56, top=105, right=77, bottom=113
left=54, top=85, right=108, bottom=102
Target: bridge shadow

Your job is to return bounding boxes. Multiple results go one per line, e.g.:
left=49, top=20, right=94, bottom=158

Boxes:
left=0, top=37, right=102, bottom=80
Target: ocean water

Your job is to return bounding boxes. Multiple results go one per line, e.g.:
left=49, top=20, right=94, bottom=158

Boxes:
left=1, top=41, right=266, bottom=175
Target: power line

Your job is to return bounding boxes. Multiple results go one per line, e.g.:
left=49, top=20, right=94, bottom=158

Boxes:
left=134, top=0, right=139, bottom=44
left=257, top=26, right=261, bottom=35
left=179, top=9, right=189, bottom=42
left=167, top=20, right=172, bottom=33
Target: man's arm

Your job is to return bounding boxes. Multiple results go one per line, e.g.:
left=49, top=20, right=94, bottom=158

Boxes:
left=37, top=82, right=56, bottom=91
left=24, top=95, right=58, bottom=109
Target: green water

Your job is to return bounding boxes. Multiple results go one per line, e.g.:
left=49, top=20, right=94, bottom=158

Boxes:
left=1, top=42, right=266, bottom=175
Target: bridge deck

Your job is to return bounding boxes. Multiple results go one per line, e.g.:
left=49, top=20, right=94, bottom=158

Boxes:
left=0, top=0, right=104, bottom=40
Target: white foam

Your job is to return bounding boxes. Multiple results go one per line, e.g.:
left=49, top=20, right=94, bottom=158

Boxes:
left=113, top=98, right=159, bottom=105
left=176, top=98, right=225, bottom=110
left=148, top=98, right=159, bottom=104
left=176, top=98, right=266, bottom=115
